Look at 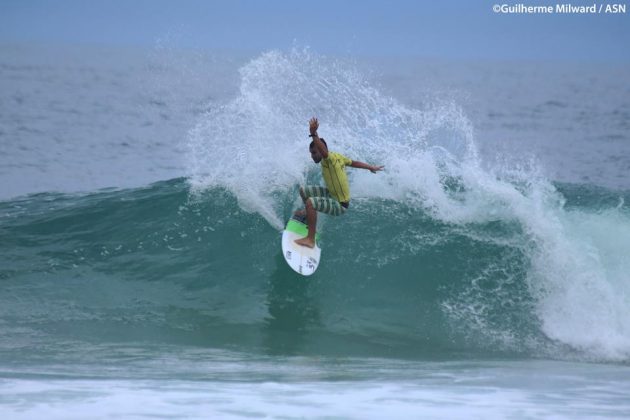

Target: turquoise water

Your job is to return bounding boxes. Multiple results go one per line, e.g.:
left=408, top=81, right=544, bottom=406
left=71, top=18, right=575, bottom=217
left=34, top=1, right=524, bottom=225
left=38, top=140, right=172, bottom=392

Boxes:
left=2, top=44, right=630, bottom=418
left=2, top=179, right=630, bottom=360
left=1, top=181, right=630, bottom=418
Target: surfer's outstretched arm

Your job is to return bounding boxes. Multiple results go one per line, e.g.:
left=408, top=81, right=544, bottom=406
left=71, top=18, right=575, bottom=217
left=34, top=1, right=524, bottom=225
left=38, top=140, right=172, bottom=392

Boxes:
left=350, top=160, right=385, bottom=174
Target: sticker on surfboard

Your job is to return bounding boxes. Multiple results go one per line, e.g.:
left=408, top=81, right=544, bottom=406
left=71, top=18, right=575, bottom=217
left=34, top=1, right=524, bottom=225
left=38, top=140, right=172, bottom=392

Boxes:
left=281, top=217, right=321, bottom=276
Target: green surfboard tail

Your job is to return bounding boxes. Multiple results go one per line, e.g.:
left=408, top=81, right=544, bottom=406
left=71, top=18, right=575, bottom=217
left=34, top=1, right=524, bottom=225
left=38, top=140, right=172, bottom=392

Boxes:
left=286, top=219, right=320, bottom=242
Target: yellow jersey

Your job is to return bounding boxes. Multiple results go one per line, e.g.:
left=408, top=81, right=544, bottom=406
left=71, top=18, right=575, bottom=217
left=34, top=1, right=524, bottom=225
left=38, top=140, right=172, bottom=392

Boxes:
left=320, top=151, right=353, bottom=203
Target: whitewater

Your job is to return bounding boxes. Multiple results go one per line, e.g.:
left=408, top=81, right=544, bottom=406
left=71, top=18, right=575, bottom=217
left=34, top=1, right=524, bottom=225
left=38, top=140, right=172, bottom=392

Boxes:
left=1, top=44, right=630, bottom=418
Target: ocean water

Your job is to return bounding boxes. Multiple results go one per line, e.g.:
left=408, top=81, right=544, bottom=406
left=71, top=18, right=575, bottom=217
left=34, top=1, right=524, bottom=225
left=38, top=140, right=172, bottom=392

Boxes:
left=1, top=43, right=630, bottom=418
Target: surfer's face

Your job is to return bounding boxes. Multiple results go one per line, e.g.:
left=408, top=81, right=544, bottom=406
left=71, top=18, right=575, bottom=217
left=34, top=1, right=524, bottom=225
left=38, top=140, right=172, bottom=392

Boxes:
left=310, top=147, right=323, bottom=163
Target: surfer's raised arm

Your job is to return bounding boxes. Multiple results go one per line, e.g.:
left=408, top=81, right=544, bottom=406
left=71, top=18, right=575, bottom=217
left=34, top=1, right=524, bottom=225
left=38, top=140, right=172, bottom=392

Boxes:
left=308, top=117, right=328, bottom=159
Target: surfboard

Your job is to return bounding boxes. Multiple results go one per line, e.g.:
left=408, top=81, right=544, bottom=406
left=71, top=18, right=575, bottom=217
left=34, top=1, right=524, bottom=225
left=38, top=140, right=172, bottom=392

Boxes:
left=281, top=217, right=321, bottom=276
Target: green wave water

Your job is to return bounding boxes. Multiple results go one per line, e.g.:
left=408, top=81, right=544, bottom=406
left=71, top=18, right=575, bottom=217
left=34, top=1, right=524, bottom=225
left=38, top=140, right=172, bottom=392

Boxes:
left=2, top=179, right=629, bottom=363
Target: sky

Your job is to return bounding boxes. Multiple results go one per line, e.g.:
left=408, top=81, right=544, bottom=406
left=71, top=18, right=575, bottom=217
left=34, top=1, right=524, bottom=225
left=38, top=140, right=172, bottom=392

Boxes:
left=1, top=0, right=629, bottom=62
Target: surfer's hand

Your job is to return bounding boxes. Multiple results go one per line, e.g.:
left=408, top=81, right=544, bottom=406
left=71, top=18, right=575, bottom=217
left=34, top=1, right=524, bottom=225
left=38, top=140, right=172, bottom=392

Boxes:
left=370, top=165, right=385, bottom=174
left=309, top=117, right=319, bottom=135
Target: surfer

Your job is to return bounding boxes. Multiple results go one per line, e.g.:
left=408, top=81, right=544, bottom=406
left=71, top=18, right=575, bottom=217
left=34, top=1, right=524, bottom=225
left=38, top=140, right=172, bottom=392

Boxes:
left=294, top=117, right=384, bottom=248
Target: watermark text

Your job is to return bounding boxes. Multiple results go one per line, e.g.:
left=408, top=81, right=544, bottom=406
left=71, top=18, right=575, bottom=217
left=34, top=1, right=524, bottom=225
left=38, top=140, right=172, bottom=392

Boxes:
left=493, top=3, right=627, bottom=14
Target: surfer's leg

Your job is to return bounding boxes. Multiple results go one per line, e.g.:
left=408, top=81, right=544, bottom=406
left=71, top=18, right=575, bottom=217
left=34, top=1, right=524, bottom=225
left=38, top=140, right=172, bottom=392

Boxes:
left=295, top=198, right=317, bottom=248
left=301, top=185, right=329, bottom=201
left=294, top=186, right=309, bottom=218
left=299, top=186, right=307, bottom=202
left=295, top=186, right=313, bottom=216
left=295, top=186, right=327, bottom=220
left=295, top=196, right=347, bottom=246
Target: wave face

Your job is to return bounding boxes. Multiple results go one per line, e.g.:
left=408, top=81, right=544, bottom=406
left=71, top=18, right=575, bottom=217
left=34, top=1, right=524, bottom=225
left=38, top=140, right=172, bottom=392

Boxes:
left=0, top=179, right=630, bottom=360
left=2, top=49, right=630, bottom=363
left=2, top=181, right=629, bottom=363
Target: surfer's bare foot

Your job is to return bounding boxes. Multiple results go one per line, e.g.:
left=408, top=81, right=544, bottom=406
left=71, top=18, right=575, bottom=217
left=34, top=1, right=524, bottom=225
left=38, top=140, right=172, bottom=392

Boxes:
left=295, top=236, right=315, bottom=248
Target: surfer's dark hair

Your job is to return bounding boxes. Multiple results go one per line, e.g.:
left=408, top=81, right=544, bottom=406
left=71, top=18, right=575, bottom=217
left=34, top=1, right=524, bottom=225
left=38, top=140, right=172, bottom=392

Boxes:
left=309, top=138, right=327, bottom=149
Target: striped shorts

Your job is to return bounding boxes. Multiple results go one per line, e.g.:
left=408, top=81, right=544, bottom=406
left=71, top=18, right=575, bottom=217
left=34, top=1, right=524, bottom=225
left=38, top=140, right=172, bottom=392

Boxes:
left=301, top=185, right=347, bottom=216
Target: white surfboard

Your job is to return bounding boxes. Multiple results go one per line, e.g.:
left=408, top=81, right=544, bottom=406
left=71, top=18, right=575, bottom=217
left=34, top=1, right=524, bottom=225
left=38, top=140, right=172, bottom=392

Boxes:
left=281, top=218, right=321, bottom=276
